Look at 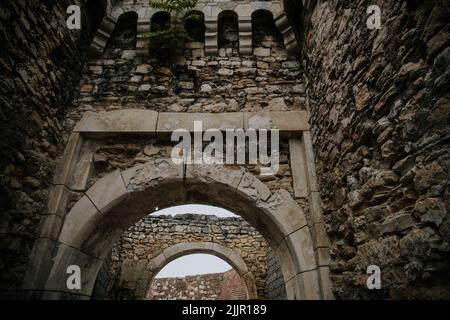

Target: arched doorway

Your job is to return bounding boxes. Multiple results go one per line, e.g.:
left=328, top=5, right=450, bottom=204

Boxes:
left=25, top=159, right=323, bottom=299
left=136, top=242, right=258, bottom=300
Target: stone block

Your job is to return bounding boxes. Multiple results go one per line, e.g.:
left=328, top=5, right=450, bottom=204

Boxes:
left=238, top=172, right=272, bottom=202
left=289, top=138, right=308, bottom=198
left=39, top=214, right=62, bottom=240
left=244, top=111, right=310, bottom=134
left=284, top=274, right=303, bottom=300
left=58, top=196, right=100, bottom=248
left=147, top=253, right=166, bottom=272
left=218, top=68, right=233, bottom=76
left=74, top=110, right=158, bottom=138
left=254, top=47, right=271, bottom=57
left=309, top=191, right=324, bottom=224
left=266, top=189, right=308, bottom=236
left=298, top=269, right=321, bottom=300
left=156, top=112, right=244, bottom=134
left=310, top=222, right=331, bottom=249
left=45, top=243, right=102, bottom=296
left=47, top=185, right=71, bottom=217
left=70, top=140, right=95, bottom=192
left=86, top=170, right=128, bottom=214
left=318, top=266, right=335, bottom=300
left=22, top=238, right=56, bottom=290
left=274, top=239, right=297, bottom=282
left=315, top=247, right=331, bottom=267
left=53, top=133, right=83, bottom=185
left=302, top=131, right=319, bottom=192
left=286, top=227, right=317, bottom=272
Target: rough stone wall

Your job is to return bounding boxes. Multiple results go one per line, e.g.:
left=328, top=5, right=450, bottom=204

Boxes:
left=149, top=269, right=247, bottom=300
left=303, top=0, right=450, bottom=299
left=65, top=29, right=306, bottom=125
left=110, top=214, right=269, bottom=298
left=0, top=0, right=92, bottom=295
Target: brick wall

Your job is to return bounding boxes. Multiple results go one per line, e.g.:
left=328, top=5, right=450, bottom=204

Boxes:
left=149, top=269, right=247, bottom=300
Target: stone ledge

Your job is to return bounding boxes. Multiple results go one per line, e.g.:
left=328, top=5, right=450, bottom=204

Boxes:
left=157, top=112, right=244, bottom=134
left=74, top=109, right=159, bottom=138
left=74, top=110, right=310, bottom=139
left=244, top=111, right=310, bottom=134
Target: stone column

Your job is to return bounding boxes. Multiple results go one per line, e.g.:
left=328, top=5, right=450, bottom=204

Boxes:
left=204, top=17, right=218, bottom=56
left=239, top=16, right=252, bottom=55
left=274, top=12, right=300, bottom=55
left=136, top=18, right=150, bottom=57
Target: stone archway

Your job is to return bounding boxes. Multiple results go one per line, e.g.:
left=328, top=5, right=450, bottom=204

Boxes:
left=25, top=158, right=325, bottom=299
left=130, top=242, right=258, bottom=300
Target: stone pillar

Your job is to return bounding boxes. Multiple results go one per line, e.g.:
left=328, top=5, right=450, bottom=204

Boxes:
left=136, top=18, right=150, bottom=57
left=88, top=15, right=117, bottom=57
left=239, top=16, right=252, bottom=56
left=274, top=12, right=300, bottom=55
left=205, top=17, right=218, bottom=56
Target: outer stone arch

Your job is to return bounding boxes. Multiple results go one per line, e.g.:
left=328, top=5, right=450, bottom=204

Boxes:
left=27, top=158, right=325, bottom=300
left=133, top=242, right=258, bottom=300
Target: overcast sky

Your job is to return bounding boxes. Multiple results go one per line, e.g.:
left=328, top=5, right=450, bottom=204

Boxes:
left=153, top=204, right=238, bottom=218
left=156, top=254, right=232, bottom=278
left=153, top=205, right=237, bottom=278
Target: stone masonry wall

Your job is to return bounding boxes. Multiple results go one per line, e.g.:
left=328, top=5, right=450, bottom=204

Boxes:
left=65, top=26, right=306, bottom=126
left=149, top=269, right=247, bottom=300
left=0, top=0, right=95, bottom=295
left=304, top=0, right=450, bottom=299
left=110, top=214, right=269, bottom=299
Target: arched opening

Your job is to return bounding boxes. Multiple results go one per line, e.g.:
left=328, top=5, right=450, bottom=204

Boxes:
left=148, top=254, right=248, bottom=300
left=151, top=11, right=171, bottom=32
left=184, top=11, right=205, bottom=43
left=26, top=160, right=323, bottom=300
left=104, top=11, right=138, bottom=56
left=283, top=0, right=304, bottom=47
left=82, top=0, right=108, bottom=43
left=218, top=11, right=239, bottom=50
left=252, top=10, right=284, bottom=49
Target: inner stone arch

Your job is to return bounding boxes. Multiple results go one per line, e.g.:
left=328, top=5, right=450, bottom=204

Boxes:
left=138, top=242, right=258, bottom=300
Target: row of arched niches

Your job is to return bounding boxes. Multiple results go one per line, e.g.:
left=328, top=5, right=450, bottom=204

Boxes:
left=80, top=0, right=308, bottom=57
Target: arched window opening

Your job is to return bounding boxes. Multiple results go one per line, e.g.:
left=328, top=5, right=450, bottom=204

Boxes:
left=283, top=0, right=304, bottom=47
left=104, top=11, right=138, bottom=56
left=218, top=11, right=239, bottom=50
left=252, top=10, right=284, bottom=49
left=149, top=254, right=247, bottom=300
left=84, top=0, right=107, bottom=40
left=184, top=11, right=205, bottom=43
left=151, top=11, right=171, bottom=32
